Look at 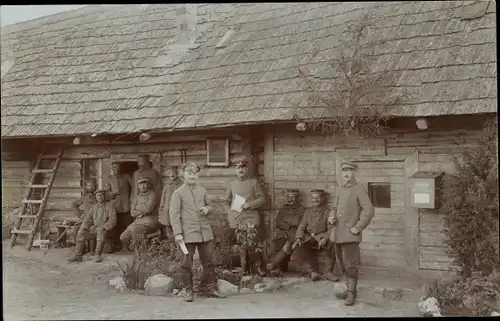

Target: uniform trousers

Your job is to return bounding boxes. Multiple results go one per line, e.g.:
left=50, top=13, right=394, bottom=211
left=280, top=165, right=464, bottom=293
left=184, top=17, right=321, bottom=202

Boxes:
left=334, top=242, right=360, bottom=278
left=76, top=225, right=110, bottom=243
left=180, top=241, right=217, bottom=290
left=296, top=238, right=338, bottom=274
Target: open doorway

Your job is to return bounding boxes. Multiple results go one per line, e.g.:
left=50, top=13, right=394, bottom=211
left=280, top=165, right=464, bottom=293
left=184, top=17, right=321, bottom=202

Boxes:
left=117, top=161, right=139, bottom=177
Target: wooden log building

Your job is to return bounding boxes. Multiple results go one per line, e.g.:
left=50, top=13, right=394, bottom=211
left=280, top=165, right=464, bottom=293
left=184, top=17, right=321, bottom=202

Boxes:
left=1, top=2, right=497, bottom=278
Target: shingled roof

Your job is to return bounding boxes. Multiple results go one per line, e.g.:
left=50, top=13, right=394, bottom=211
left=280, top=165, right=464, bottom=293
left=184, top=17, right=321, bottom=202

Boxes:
left=1, top=2, right=497, bottom=138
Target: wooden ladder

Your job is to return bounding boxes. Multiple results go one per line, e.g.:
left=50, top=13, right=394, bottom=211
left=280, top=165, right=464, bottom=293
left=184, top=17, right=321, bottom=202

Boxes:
left=10, top=148, right=64, bottom=250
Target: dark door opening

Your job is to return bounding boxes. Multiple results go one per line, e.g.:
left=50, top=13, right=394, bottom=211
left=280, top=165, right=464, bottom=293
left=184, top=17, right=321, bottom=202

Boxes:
left=117, top=161, right=139, bottom=177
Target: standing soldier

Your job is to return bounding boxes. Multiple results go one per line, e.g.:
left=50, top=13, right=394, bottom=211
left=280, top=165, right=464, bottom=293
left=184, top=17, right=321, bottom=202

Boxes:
left=105, top=162, right=132, bottom=251
left=131, top=155, right=162, bottom=204
left=266, top=189, right=305, bottom=276
left=159, top=166, right=183, bottom=238
left=293, top=189, right=337, bottom=282
left=169, top=162, right=227, bottom=302
left=120, top=177, right=159, bottom=250
left=68, top=179, right=97, bottom=247
left=329, top=161, right=374, bottom=306
left=68, top=189, right=117, bottom=263
left=224, top=156, right=266, bottom=275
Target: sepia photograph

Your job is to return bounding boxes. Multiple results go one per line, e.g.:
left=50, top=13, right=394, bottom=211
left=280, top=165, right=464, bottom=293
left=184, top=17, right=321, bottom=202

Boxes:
left=1, top=2, right=498, bottom=319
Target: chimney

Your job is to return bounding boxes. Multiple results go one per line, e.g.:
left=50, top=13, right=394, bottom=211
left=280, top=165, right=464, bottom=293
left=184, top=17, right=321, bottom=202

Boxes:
left=176, top=4, right=198, bottom=44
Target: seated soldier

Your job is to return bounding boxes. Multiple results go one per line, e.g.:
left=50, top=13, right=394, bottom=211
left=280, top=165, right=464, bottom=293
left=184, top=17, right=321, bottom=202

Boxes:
left=68, top=189, right=117, bottom=263
left=293, top=189, right=337, bottom=281
left=120, top=177, right=159, bottom=250
left=68, top=179, right=97, bottom=247
left=266, top=189, right=305, bottom=276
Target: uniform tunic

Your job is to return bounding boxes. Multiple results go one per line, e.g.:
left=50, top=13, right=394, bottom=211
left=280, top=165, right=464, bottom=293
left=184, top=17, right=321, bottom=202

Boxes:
left=131, top=167, right=162, bottom=203
left=78, top=201, right=117, bottom=242
left=329, top=180, right=374, bottom=244
left=296, top=206, right=331, bottom=242
left=120, top=190, right=159, bottom=243
left=224, top=177, right=265, bottom=228
left=106, top=173, right=132, bottom=213
left=169, top=183, right=214, bottom=243
left=158, top=178, right=183, bottom=226
left=69, top=192, right=97, bottom=242
left=274, top=204, right=306, bottom=241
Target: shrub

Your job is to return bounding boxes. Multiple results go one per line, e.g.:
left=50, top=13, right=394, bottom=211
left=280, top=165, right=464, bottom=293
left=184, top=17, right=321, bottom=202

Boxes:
left=440, top=119, right=499, bottom=276
left=433, top=272, right=500, bottom=316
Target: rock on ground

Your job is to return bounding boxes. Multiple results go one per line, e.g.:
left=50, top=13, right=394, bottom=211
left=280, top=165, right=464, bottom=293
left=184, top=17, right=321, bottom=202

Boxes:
left=239, top=287, right=253, bottom=295
left=217, top=279, right=239, bottom=296
left=491, top=311, right=500, bottom=316
left=241, top=275, right=262, bottom=289
left=255, top=277, right=281, bottom=293
left=418, top=297, right=442, bottom=317
left=144, top=274, right=174, bottom=297
left=280, top=277, right=309, bottom=288
left=109, top=276, right=127, bottom=292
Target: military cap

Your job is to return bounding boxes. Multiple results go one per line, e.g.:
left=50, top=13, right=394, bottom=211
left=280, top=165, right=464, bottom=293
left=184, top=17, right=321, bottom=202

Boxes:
left=232, top=156, right=249, bottom=166
left=286, top=189, right=300, bottom=194
left=181, top=161, right=201, bottom=173
left=137, top=177, right=152, bottom=184
left=341, top=161, right=358, bottom=170
left=94, top=189, right=107, bottom=195
left=310, top=189, right=325, bottom=194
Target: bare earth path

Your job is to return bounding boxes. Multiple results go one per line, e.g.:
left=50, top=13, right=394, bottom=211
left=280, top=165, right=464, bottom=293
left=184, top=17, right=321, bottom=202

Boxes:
left=3, top=243, right=422, bottom=319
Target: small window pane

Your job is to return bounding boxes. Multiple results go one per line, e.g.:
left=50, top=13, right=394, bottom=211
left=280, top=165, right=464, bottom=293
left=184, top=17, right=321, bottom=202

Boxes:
left=368, top=183, right=391, bottom=208
left=207, top=138, right=229, bottom=166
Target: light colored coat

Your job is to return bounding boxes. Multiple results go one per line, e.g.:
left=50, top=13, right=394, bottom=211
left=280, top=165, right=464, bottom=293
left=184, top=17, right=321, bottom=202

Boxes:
left=329, top=180, right=374, bottom=244
left=169, top=183, right=214, bottom=243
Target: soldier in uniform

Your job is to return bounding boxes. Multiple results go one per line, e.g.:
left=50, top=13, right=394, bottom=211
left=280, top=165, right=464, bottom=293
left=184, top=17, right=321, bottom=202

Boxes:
left=105, top=162, right=132, bottom=251
left=159, top=166, right=183, bottom=238
left=68, top=189, right=117, bottom=263
left=293, top=189, right=337, bottom=281
left=329, top=161, right=374, bottom=306
left=266, top=188, right=305, bottom=276
left=131, top=155, right=162, bottom=204
left=120, top=177, right=160, bottom=250
left=224, top=156, right=266, bottom=275
left=68, top=179, right=97, bottom=247
left=169, top=162, right=227, bottom=302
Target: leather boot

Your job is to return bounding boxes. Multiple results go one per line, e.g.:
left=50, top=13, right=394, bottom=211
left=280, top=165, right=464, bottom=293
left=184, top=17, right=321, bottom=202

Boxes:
left=335, top=275, right=349, bottom=300
left=310, top=271, right=320, bottom=281
left=89, top=239, right=96, bottom=255
left=239, top=247, right=248, bottom=276
left=345, top=276, right=358, bottom=306
left=93, top=240, right=105, bottom=263
left=68, top=242, right=86, bottom=262
left=183, top=271, right=194, bottom=302
left=266, top=250, right=288, bottom=275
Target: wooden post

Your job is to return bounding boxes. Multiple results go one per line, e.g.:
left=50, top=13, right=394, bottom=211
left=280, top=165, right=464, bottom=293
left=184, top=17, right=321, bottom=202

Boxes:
left=404, top=148, right=420, bottom=276
left=263, top=126, right=275, bottom=238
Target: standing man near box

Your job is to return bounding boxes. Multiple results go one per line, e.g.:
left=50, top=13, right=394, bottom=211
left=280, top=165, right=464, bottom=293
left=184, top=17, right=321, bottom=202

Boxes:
left=224, top=156, right=266, bottom=275
left=106, top=162, right=132, bottom=251
left=329, top=161, right=374, bottom=306
left=169, top=162, right=227, bottom=302
left=159, top=166, right=183, bottom=238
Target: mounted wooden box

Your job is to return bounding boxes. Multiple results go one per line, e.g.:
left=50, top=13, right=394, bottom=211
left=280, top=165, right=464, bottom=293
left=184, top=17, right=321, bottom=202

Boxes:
left=409, top=171, right=444, bottom=209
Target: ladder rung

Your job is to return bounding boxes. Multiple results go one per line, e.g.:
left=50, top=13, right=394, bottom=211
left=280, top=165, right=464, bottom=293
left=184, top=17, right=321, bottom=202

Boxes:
left=22, top=199, right=43, bottom=204
left=28, top=184, right=50, bottom=189
left=32, top=169, right=55, bottom=173
left=11, top=229, right=33, bottom=235
left=39, top=154, right=60, bottom=159
left=18, top=215, right=39, bottom=219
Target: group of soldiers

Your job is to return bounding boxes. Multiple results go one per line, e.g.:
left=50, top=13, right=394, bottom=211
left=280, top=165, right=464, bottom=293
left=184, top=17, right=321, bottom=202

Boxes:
left=66, top=154, right=375, bottom=305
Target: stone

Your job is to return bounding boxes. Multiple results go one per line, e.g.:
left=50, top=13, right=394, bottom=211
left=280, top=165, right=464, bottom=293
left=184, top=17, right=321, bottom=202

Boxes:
left=172, top=289, right=180, bottom=296
left=239, top=287, right=253, bottom=295
left=280, top=277, right=308, bottom=288
left=144, top=274, right=174, bottom=297
left=418, top=297, right=442, bottom=317
left=175, top=288, right=187, bottom=297
left=217, top=279, right=239, bottom=296
left=491, top=311, right=500, bottom=317
left=255, top=277, right=281, bottom=293
left=109, top=276, right=127, bottom=292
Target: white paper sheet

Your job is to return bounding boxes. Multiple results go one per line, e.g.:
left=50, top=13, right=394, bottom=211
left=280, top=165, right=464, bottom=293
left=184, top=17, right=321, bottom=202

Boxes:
left=231, top=194, right=246, bottom=213
left=414, top=192, right=430, bottom=204
left=176, top=239, right=189, bottom=255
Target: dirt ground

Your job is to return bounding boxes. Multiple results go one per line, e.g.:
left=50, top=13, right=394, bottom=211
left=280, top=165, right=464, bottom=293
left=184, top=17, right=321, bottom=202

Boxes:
left=3, top=242, right=423, bottom=319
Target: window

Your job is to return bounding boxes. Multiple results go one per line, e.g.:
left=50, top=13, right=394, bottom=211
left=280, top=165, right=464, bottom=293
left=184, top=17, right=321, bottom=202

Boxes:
left=368, top=183, right=391, bottom=208
left=206, top=137, right=230, bottom=166
left=81, top=159, right=101, bottom=192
